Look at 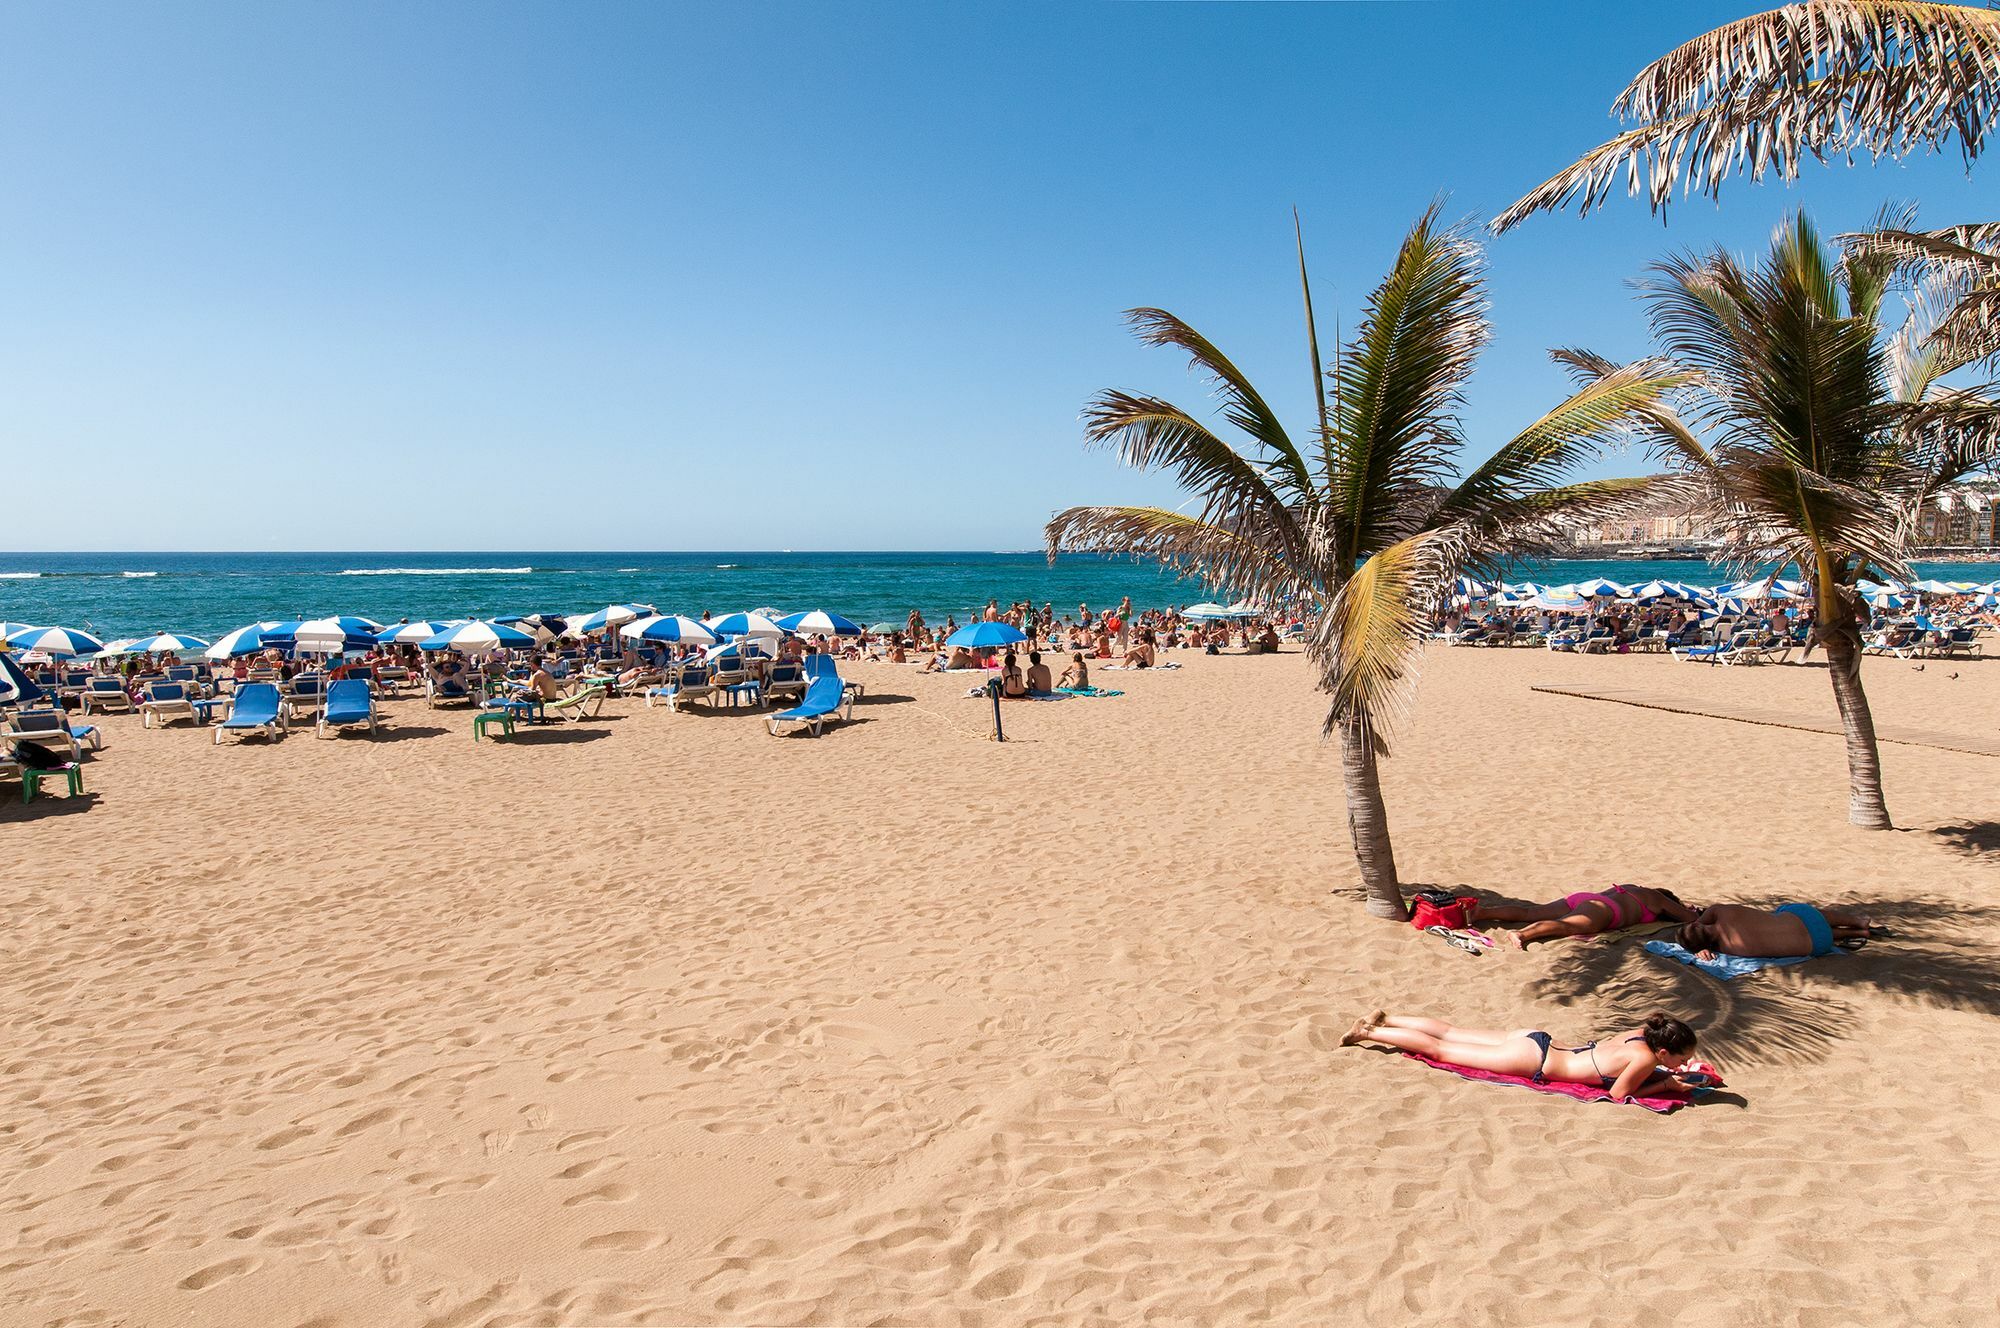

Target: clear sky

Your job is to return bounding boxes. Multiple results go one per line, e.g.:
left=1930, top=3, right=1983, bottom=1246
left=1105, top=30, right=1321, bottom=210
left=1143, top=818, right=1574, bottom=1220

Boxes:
left=4, top=1, right=1995, bottom=551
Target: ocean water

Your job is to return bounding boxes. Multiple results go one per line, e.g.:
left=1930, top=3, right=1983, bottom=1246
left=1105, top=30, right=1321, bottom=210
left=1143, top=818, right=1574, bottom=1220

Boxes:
left=3, top=551, right=1998, bottom=640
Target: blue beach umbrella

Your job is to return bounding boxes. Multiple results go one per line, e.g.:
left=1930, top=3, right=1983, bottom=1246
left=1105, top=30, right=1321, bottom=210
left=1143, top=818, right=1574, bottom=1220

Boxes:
left=1572, top=577, right=1628, bottom=599
left=776, top=610, right=863, bottom=636
left=622, top=614, right=719, bottom=646
left=1181, top=603, right=1232, bottom=620
left=945, top=622, right=1028, bottom=649
left=708, top=611, right=785, bottom=639
left=0, top=621, right=37, bottom=644
left=205, top=622, right=282, bottom=660
left=420, top=621, right=535, bottom=653
left=4, top=625, right=105, bottom=657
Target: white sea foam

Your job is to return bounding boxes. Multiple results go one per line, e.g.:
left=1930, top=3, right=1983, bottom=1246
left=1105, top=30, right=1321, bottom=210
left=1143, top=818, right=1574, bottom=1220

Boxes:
left=122, top=571, right=158, bottom=578
left=0, top=571, right=41, bottom=579
left=618, top=568, right=639, bottom=573
left=715, top=564, right=738, bottom=570
left=339, top=567, right=532, bottom=576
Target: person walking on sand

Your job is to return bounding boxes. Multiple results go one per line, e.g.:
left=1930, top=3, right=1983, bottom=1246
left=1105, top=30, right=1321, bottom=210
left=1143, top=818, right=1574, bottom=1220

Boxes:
left=1340, top=1011, right=1701, bottom=1104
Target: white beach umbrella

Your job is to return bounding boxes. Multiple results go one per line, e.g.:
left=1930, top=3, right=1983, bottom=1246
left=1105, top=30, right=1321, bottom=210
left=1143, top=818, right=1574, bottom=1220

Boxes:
left=574, top=604, right=652, bottom=635
left=776, top=610, right=863, bottom=636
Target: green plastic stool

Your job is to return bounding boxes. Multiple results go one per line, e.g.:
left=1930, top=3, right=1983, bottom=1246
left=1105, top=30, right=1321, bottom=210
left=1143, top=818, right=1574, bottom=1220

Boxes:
left=22, top=764, right=83, bottom=802
left=473, top=711, right=515, bottom=742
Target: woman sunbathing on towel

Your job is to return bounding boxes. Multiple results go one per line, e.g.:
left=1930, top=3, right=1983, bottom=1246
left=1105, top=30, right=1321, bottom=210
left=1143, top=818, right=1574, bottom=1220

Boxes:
left=1475, top=884, right=1697, bottom=949
left=1341, top=1010, right=1700, bottom=1104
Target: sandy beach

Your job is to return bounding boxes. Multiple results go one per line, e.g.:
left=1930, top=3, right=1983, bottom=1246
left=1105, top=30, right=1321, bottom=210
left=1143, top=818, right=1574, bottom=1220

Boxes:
left=5, top=645, right=1998, bottom=1326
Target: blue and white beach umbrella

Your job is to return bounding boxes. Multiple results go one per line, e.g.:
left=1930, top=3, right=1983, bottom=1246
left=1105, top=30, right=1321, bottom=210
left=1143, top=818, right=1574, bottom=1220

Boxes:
left=776, top=610, right=863, bottom=636
left=122, top=632, right=211, bottom=655
left=3, top=625, right=105, bottom=657
left=945, top=621, right=1028, bottom=648
left=0, top=651, right=44, bottom=705
left=0, top=621, right=38, bottom=643
left=420, top=620, right=535, bottom=653
left=573, top=604, right=653, bottom=635
left=622, top=614, right=719, bottom=646
left=1451, top=577, right=1495, bottom=601
left=205, top=621, right=281, bottom=659
left=1971, top=593, right=2000, bottom=609
left=1572, top=577, right=1628, bottom=599
left=1181, top=603, right=1232, bottom=620
left=708, top=611, right=785, bottom=639
left=375, top=621, right=456, bottom=644
left=1864, top=588, right=1909, bottom=611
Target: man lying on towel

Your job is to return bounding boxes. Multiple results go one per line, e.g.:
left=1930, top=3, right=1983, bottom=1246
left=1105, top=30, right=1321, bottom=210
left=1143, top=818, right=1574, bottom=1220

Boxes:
left=1676, top=903, right=1876, bottom=960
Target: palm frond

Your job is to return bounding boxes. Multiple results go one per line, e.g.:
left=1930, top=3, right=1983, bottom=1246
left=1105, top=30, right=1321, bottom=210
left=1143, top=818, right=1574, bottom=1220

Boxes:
left=1043, top=504, right=1312, bottom=607
left=1430, top=358, right=1686, bottom=528
left=1081, top=390, right=1309, bottom=557
left=1313, top=534, right=1450, bottom=750
left=1496, top=2, right=2000, bottom=229
left=1846, top=221, right=2000, bottom=370
left=1329, top=203, right=1490, bottom=561
left=1549, top=347, right=1720, bottom=473
left=1122, top=308, right=1317, bottom=504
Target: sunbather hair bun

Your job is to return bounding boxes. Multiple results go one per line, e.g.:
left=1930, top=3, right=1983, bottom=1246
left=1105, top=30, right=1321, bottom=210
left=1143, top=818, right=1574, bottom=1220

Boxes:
left=1642, top=1012, right=1697, bottom=1054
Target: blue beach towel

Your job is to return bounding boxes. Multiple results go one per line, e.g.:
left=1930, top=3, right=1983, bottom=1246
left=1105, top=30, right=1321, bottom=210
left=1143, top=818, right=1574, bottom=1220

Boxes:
left=1055, top=686, right=1123, bottom=698
left=1643, top=939, right=1838, bottom=981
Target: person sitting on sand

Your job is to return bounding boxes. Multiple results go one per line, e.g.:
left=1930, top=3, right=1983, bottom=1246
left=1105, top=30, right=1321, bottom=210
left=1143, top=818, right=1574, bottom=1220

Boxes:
left=1057, top=652, right=1089, bottom=691
left=1026, top=650, right=1053, bottom=692
left=998, top=651, right=1029, bottom=698
left=1122, top=631, right=1156, bottom=669
left=1676, top=902, right=1877, bottom=959
left=1476, top=884, right=1697, bottom=948
left=1340, top=1010, right=1701, bottom=1105
left=947, top=645, right=979, bottom=670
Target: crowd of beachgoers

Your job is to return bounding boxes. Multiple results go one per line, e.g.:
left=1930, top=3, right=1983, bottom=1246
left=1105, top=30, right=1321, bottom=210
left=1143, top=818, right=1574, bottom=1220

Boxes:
left=1436, top=575, right=1999, bottom=661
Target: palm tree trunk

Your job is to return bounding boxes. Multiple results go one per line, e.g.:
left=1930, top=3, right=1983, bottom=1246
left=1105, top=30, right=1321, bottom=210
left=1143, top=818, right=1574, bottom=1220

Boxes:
left=1337, top=718, right=1407, bottom=919
left=1820, top=623, right=1892, bottom=829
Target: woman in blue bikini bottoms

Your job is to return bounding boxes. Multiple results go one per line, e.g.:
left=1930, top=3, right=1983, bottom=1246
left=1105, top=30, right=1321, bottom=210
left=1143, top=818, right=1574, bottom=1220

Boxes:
left=1340, top=1010, right=1700, bottom=1104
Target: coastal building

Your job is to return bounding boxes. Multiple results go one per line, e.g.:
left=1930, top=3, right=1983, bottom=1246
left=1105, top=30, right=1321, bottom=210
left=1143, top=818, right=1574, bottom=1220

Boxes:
left=1915, top=481, right=2000, bottom=550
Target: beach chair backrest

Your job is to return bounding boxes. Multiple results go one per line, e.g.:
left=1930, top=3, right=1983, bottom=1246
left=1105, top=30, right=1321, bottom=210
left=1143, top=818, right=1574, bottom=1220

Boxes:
left=326, top=678, right=370, bottom=710
left=87, top=676, right=123, bottom=694
left=234, top=682, right=280, bottom=718
left=147, top=682, right=188, bottom=703
left=14, top=709, right=63, bottom=736
left=166, top=665, right=196, bottom=682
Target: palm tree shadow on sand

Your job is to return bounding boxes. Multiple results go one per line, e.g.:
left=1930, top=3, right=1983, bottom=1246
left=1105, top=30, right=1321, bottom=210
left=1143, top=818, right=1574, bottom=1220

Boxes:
left=1525, top=895, right=2000, bottom=1070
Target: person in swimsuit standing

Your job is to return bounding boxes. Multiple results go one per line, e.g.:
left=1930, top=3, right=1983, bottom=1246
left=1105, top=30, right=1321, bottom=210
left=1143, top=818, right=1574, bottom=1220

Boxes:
left=1340, top=1010, right=1701, bottom=1104
left=1475, top=884, right=1697, bottom=949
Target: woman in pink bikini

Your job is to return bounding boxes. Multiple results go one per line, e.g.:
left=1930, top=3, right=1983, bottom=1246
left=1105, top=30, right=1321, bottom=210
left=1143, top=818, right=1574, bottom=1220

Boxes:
left=1475, top=884, right=1697, bottom=949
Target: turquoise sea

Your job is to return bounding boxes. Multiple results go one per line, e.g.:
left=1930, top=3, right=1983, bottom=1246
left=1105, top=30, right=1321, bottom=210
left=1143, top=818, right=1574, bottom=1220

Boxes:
left=4, top=551, right=1999, bottom=640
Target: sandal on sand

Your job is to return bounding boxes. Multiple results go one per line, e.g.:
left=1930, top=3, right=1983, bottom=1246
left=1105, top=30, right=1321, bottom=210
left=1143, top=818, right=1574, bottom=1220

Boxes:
left=1426, top=926, right=1482, bottom=956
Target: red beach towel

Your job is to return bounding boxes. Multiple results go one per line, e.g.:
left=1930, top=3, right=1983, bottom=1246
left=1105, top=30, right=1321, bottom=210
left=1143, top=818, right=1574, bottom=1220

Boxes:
left=1402, top=1053, right=1690, bottom=1113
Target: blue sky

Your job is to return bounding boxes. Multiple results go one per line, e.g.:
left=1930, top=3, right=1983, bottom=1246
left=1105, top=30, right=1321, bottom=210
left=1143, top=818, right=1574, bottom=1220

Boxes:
left=3, top=1, right=1995, bottom=551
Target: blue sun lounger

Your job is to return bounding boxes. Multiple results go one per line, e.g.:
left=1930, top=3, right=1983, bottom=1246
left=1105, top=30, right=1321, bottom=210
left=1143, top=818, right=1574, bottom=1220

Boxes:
left=765, top=670, right=852, bottom=736
left=317, top=678, right=378, bottom=738
left=215, top=682, right=287, bottom=744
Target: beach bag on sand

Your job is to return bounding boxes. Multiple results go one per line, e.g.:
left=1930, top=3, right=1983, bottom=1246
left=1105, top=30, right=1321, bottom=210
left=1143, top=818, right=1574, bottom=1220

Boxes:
left=11, top=739, right=67, bottom=771
left=1410, top=888, right=1476, bottom=932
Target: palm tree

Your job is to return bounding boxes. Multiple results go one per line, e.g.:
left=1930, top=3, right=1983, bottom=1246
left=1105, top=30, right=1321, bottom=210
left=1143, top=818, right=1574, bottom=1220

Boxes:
left=1495, top=1, right=2000, bottom=232
left=1046, top=207, right=1685, bottom=918
left=1630, top=211, right=1999, bottom=827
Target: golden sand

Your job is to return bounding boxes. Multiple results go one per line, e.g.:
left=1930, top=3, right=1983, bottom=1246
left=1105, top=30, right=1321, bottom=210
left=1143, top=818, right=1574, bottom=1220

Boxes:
left=4, top=647, right=1997, bottom=1325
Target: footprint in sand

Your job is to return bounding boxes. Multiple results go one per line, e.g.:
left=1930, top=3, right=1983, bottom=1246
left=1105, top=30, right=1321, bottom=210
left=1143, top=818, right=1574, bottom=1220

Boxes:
left=556, top=1156, right=620, bottom=1181
left=553, top=1130, right=611, bottom=1153
left=519, top=1104, right=552, bottom=1129
left=481, top=1130, right=514, bottom=1158
left=580, top=1230, right=665, bottom=1252
left=334, top=1108, right=398, bottom=1139
left=562, top=1184, right=635, bottom=1207
left=180, top=1256, right=260, bottom=1291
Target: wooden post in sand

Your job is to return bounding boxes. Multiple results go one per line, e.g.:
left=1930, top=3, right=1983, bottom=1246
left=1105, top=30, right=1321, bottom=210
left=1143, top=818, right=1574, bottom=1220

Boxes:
left=987, top=677, right=1005, bottom=742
